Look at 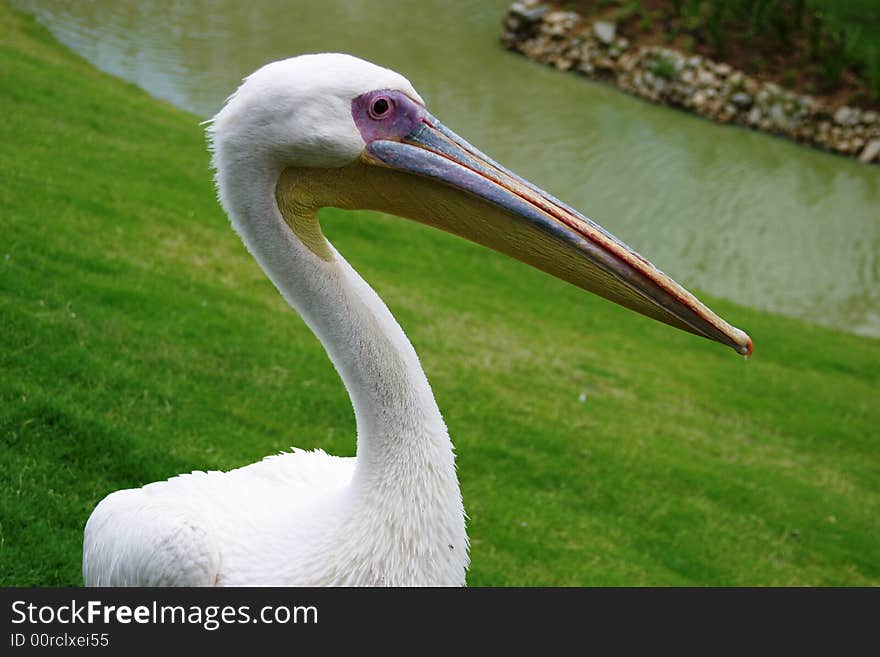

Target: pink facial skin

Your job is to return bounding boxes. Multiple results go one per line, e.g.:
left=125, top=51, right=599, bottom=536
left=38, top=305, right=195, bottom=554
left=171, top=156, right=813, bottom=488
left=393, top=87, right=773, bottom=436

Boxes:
left=351, top=89, right=428, bottom=144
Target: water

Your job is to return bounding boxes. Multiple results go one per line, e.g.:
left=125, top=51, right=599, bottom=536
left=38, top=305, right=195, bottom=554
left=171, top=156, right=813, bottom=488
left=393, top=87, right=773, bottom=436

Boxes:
left=15, top=0, right=880, bottom=337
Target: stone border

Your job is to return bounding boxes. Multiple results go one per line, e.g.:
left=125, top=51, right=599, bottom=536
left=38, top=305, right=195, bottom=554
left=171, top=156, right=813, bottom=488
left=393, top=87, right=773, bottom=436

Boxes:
left=502, top=1, right=880, bottom=164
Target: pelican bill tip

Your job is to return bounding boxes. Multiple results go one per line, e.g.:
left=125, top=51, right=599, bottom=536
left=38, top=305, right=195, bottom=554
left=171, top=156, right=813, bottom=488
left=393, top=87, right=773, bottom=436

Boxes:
left=734, top=332, right=753, bottom=357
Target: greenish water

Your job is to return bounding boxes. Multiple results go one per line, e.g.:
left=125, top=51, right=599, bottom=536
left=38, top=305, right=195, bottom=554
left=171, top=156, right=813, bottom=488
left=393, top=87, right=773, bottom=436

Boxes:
left=15, top=0, right=880, bottom=337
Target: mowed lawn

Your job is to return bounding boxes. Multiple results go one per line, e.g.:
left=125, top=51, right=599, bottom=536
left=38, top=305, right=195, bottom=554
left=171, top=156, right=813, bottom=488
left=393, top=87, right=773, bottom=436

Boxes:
left=1, top=4, right=878, bottom=586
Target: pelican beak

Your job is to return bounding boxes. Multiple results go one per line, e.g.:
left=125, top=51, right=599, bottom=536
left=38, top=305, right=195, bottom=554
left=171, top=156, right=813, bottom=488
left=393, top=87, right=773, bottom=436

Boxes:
left=356, top=113, right=751, bottom=356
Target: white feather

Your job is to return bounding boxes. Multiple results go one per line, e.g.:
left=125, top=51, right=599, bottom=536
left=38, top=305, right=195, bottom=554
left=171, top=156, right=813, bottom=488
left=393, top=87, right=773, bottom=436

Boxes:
left=84, top=54, right=469, bottom=587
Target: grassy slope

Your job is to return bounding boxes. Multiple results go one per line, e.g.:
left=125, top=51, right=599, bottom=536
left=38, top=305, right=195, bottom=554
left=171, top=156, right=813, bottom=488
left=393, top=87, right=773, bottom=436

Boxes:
left=1, top=4, right=877, bottom=586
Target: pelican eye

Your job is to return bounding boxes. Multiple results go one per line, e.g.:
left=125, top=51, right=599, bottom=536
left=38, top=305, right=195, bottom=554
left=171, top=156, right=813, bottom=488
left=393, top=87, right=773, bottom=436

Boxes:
left=369, top=96, right=393, bottom=120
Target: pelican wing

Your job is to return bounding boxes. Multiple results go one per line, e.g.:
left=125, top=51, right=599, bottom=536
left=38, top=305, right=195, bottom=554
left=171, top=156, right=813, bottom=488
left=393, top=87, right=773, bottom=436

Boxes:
left=83, top=449, right=356, bottom=586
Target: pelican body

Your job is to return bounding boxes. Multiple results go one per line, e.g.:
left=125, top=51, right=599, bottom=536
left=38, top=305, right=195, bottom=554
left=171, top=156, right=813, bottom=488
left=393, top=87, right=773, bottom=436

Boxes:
left=83, top=54, right=751, bottom=586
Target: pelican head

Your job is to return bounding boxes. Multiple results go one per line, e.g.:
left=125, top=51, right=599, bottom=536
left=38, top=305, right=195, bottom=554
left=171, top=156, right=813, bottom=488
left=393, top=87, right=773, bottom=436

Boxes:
left=210, top=53, right=751, bottom=355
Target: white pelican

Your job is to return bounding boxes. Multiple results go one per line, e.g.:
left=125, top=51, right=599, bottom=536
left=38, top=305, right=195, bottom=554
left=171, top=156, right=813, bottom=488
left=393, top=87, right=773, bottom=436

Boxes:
left=83, top=53, right=752, bottom=586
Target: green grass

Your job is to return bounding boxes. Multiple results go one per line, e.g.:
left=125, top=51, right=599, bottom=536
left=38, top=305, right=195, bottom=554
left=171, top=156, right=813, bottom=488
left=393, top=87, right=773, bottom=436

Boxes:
left=1, top=4, right=878, bottom=586
left=809, top=0, right=880, bottom=50
left=809, top=0, right=880, bottom=98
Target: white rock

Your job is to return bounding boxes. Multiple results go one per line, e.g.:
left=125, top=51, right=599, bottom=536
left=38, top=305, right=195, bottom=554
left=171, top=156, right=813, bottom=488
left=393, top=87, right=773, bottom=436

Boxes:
left=510, top=1, right=548, bottom=22
left=770, top=103, right=787, bottom=126
left=834, top=106, right=853, bottom=126
left=697, top=69, right=718, bottom=87
left=859, top=139, right=880, bottom=163
left=554, top=58, right=573, bottom=70
left=593, top=20, right=616, bottom=45
left=731, top=92, right=753, bottom=109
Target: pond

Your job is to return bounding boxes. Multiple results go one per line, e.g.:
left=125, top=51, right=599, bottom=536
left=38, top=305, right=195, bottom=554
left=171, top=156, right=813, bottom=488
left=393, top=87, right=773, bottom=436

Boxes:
left=16, top=0, right=880, bottom=337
